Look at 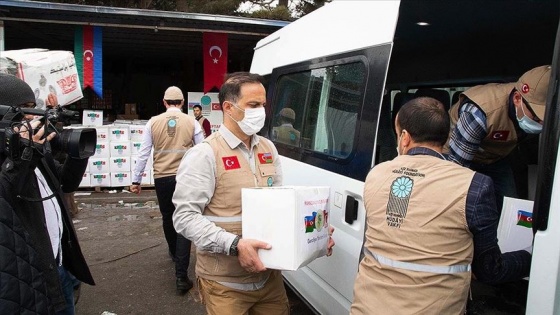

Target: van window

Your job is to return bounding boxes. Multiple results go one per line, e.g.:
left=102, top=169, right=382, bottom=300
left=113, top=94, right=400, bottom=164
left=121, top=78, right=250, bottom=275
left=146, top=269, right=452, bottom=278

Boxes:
left=272, top=62, right=366, bottom=159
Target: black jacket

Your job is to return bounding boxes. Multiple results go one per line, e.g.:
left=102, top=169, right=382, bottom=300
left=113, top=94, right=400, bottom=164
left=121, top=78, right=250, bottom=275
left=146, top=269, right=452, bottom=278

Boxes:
left=0, top=197, right=50, bottom=314
left=0, top=151, right=95, bottom=313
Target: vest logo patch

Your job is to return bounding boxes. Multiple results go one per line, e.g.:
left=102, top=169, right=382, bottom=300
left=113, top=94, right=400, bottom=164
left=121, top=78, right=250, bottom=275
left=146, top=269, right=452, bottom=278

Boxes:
left=386, top=176, right=414, bottom=228
left=258, top=152, right=273, bottom=164
left=490, top=130, right=509, bottom=141
left=222, top=156, right=241, bottom=170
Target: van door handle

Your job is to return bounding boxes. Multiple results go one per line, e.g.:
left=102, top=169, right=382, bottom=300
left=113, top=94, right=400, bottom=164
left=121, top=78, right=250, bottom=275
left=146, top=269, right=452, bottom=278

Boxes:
left=345, top=196, right=358, bottom=224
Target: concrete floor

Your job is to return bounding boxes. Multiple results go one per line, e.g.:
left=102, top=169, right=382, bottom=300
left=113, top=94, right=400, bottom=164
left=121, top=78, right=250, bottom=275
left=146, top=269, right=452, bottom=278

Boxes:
left=72, top=189, right=314, bottom=315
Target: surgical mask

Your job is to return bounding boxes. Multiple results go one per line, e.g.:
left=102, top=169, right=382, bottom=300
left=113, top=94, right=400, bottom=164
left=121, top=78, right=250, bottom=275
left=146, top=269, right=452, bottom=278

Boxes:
left=228, top=103, right=266, bottom=136
left=516, top=104, right=543, bottom=134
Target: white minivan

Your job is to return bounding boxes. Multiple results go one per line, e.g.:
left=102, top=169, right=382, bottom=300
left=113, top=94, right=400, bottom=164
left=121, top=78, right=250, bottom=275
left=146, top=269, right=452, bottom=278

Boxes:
left=250, top=1, right=560, bottom=314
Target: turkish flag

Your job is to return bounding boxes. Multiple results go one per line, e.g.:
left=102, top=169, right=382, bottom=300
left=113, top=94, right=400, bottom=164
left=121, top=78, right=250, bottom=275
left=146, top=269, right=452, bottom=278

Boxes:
left=490, top=130, right=510, bottom=141
left=222, top=156, right=241, bottom=170
left=203, top=32, right=228, bottom=93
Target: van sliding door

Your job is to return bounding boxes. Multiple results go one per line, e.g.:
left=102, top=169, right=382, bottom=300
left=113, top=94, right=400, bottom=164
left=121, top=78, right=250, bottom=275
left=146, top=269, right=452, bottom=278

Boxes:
left=527, top=22, right=560, bottom=315
left=265, top=44, right=391, bottom=314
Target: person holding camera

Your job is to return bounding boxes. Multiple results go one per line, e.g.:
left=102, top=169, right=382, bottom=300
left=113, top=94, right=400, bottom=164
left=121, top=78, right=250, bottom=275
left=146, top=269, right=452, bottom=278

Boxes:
left=0, top=73, right=95, bottom=314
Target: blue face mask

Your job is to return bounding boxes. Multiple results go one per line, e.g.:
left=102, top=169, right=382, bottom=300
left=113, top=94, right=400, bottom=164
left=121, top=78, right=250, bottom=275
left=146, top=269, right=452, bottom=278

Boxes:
left=516, top=103, right=543, bottom=134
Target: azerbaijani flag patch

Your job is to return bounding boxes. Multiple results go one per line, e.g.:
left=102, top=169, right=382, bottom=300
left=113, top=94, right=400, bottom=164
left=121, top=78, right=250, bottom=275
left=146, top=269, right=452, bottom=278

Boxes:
left=517, top=210, right=533, bottom=228
left=258, top=152, right=273, bottom=164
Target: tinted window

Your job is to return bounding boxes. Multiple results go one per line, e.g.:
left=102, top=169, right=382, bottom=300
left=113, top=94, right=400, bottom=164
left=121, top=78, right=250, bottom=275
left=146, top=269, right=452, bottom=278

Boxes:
left=272, top=62, right=366, bottom=159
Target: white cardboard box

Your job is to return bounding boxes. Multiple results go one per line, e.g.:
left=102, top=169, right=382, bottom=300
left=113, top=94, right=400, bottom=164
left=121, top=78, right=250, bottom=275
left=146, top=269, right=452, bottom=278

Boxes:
left=79, top=172, right=90, bottom=187
left=110, top=172, right=132, bottom=186
left=82, top=110, right=103, bottom=126
left=93, top=141, right=110, bottom=158
left=109, top=141, right=131, bottom=157
left=0, top=49, right=83, bottom=108
left=90, top=173, right=111, bottom=187
left=95, top=127, right=109, bottom=142
left=242, top=186, right=330, bottom=271
left=109, top=126, right=130, bottom=141
left=131, top=155, right=153, bottom=171
left=110, top=156, right=131, bottom=172
left=129, top=125, right=146, bottom=141
left=497, top=197, right=534, bottom=253
left=88, top=157, right=110, bottom=174
left=139, top=170, right=152, bottom=185
left=130, top=141, right=143, bottom=155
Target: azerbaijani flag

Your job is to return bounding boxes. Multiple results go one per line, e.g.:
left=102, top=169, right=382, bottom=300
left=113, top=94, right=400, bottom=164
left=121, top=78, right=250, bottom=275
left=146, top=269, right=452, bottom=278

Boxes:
left=304, top=213, right=316, bottom=233
left=517, top=210, right=533, bottom=228
left=75, top=26, right=103, bottom=98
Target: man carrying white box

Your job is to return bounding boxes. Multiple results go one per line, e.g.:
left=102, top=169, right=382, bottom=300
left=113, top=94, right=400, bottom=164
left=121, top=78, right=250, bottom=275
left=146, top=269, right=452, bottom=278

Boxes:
left=172, top=72, right=335, bottom=315
left=130, top=85, right=204, bottom=295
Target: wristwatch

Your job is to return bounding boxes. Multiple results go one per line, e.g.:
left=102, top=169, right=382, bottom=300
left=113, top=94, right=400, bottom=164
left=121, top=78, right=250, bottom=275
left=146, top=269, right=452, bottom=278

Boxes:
left=132, top=182, right=140, bottom=185
left=229, top=235, right=240, bottom=256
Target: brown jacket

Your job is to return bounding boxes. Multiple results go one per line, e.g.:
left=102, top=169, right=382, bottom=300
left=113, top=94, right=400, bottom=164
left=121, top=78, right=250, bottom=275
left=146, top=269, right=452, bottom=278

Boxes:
left=150, top=109, right=196, bottom=178
left=447, top=83, right=518, bottom=164
left=352, top=152, right=474, bottom=315
left=196, top=131, right=278, bottom=284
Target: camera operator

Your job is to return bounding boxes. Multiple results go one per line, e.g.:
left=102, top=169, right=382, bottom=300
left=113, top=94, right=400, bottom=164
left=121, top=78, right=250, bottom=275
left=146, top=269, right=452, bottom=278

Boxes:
left=0, top=73, right=95, bottom=314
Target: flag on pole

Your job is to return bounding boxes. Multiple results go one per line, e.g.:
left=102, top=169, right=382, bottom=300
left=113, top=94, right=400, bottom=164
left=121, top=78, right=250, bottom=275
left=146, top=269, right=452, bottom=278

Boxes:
left=74, top=26, right=103, bottom=98
left=203, top=32, right=228, bottom=93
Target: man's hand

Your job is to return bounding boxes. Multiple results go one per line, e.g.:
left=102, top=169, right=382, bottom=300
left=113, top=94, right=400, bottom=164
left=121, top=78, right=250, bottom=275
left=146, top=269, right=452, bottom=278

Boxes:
left=14, top=120, right=56, bottom=144
left=46, top=93, right=58, bottom=108
left=130, top=184, right=141, bottom=194
left=237, top=238, right=271, bottom=273
left=327, top=226, right=335, bottom=257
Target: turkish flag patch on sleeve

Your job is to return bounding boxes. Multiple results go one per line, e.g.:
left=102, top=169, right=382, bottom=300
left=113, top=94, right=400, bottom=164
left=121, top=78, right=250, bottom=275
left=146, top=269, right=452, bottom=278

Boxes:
left=258, top=152, right=273, bottom=164
left=489, top=130, right=510, bottom=141
left=222, top=156, right=241, bottom=170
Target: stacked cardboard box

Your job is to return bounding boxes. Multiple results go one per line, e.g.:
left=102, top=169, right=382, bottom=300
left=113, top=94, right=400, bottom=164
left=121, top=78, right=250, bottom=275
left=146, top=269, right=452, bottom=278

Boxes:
left=80, top=121, right=154, bottom=188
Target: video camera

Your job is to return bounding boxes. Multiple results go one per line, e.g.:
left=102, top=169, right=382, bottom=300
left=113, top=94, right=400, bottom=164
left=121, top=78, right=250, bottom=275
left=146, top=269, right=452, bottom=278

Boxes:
left=0, top=105, right=96, bottom=159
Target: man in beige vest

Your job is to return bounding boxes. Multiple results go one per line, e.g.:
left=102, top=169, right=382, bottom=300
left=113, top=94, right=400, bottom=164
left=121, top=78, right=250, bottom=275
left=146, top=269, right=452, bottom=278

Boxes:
left=130, top=86, right=204, bottom=294
left=446, top=65, right=551, bottom=211
left=193, top=104, right=212, bottom=137
left=351, top=97, right=531, bottom=315
left=172, top=72, right=334, bottom=315
left=272, top=107, right=300, bottom=146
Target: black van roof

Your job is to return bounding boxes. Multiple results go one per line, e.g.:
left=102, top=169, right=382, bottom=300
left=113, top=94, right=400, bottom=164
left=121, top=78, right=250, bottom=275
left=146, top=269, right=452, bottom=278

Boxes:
left=388, top=0, right=559, bottom=87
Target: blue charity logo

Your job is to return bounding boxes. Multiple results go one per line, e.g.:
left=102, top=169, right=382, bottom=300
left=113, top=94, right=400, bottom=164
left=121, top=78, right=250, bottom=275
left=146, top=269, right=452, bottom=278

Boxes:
left=391, top=176, right=413, bottom=198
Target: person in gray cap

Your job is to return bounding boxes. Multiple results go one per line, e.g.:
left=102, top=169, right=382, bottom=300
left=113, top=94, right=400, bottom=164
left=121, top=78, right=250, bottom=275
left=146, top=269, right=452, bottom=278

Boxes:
left=272, top=107, right=300, bottom=147
left=0, top=73, right=95, bottom=314
left=445, top=65, right=552, bottom=211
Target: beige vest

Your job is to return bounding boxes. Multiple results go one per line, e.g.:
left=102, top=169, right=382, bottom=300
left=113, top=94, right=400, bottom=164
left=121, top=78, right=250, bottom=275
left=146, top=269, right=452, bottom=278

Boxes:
left=196, top=131, right=278, bottom=283
left=272, top=125, right=300, bottom=146
left=447, top=83, right=518, bottom=164
left=150, top=110, right=195, bottom=178
left=352, top=154, right=474, bottom=315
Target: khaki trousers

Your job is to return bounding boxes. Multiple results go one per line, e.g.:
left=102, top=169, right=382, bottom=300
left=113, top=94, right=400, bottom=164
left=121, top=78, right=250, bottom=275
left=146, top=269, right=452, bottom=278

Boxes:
left=198, top=271, right=290, bottom=315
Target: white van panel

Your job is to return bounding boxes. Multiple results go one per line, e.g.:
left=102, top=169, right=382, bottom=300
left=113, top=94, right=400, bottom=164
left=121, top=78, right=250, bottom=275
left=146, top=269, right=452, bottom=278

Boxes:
left=527, top=148, right=560, bottom=314
left=279, top=156, right=366, bottom=313
left=250, top=0, right=400, bottom=75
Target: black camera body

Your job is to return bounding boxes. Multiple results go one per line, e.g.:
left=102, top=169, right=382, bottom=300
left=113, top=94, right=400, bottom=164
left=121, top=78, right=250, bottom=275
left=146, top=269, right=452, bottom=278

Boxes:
left=0, top=105, right=97, bottom=160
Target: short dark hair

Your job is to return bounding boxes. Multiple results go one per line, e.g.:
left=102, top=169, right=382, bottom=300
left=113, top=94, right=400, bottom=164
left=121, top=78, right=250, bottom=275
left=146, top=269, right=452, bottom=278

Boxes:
left=193, top=104, right=202, bottom=111
left=165, top=100, right=182, bottom=105
left=397, top=97, right=450, bottom=146
left=218, top=72, right=264, bottom=106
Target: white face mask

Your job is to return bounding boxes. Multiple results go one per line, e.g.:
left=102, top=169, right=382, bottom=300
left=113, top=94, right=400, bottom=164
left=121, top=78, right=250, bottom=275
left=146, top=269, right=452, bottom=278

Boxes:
left=516, top=103, right=543, bottom=134
left=228, top=103, right=266, bottom=136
